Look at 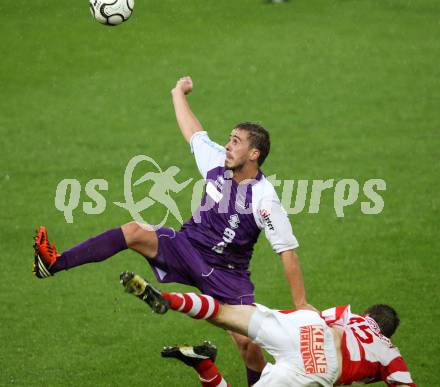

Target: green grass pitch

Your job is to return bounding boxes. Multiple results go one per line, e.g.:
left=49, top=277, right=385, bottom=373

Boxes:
left=1, top=0, right=439, bottom=385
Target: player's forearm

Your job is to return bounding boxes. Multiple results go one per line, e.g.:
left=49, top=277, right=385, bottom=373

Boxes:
left=172, top=89, right=203, bottom=143
left=280, top=250, right=308, bottom=309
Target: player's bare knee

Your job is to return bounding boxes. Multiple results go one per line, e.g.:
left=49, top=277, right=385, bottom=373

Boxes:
left=232, top=334, right=252, bottom=356
left=246, top=342, right=265, bottom=362
left=121, top=221, right=158, bottom=256
left=232, top=336, right=265, bottom=366
left=122, top=221, right=142, bottom=246
left=122, top=221, right=149, bottom=245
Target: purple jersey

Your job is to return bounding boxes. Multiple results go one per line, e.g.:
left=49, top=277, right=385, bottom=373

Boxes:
left=180, top=131, right=299, bottom=271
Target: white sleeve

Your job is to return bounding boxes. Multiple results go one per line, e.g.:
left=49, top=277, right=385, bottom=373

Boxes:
left=189, top=131, right=226, bottom=180
left=253, top=184, right=299, bottom=253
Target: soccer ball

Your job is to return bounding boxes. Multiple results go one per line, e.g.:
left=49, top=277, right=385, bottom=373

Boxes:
left=89, top=0, right=134, bottom=26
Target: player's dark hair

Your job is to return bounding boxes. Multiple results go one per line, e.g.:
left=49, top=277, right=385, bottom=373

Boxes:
left=364, top=304, right=400, bottom=338
left=235, top=122, right=270, bottom=166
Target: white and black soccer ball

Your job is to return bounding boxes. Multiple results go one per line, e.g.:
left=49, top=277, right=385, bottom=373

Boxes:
left=89, top=0, right=134, bottom=26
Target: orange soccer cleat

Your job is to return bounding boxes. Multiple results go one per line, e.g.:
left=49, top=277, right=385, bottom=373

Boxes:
left=33, top=226, right=59, bottom=278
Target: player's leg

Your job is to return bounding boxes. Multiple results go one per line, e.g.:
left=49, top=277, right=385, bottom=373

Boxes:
left=197, top=269, right=265, bottom=386
left=121, top=221, right=158, bottom=257
left=161, top=342, right=229, bottom=387
left=121, top=273, right=278, bottom=386
left=33, top=221, right=158, bottom=278
left=228, top=333, right=266, bottom=386
left=120, top=271, right=254, bottom=335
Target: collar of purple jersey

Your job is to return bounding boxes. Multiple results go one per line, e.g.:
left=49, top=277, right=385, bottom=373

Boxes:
left=229, top=169, right=264, bottom=186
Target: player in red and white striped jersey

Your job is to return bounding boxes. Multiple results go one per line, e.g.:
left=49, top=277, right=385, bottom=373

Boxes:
left=121, top=272, right=415, bottom=386
left=320, top=304, right=415, bottom=386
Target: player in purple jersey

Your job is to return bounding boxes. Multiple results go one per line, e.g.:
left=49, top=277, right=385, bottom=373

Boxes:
left=33, top=76, right=314, bottom=386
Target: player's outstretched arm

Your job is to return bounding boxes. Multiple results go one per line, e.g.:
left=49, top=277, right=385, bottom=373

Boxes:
left=280, top=249, right=316, bottom=311
left=171, top=76, right=204, bottom=143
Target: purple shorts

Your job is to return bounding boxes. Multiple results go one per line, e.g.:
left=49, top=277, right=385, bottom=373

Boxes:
left=146, top=227, right=255, bottom=305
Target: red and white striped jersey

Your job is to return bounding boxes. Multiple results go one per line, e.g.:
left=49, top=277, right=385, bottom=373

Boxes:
left=320, top=306, right=415, bottom=386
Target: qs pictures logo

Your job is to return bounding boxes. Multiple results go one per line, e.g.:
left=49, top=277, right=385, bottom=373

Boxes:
left=54, top=155, right=387, bottom=226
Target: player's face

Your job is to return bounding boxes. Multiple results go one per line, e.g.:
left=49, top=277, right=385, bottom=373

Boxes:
left=224, top=129, right=257, bottom=171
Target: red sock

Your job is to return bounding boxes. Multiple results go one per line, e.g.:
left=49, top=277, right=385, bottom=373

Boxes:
left=163, top=292, right=219, bottom=320
left=195, top=359, right=229, bottom=387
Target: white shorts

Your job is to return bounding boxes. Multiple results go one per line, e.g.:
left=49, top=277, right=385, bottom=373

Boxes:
left=248, top=305, right=339, bottom=387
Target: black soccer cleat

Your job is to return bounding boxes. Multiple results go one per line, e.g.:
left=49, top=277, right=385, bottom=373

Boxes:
left=119, top=271, right=169, bottom=314
left=161, top=341, right=217, bottom=367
